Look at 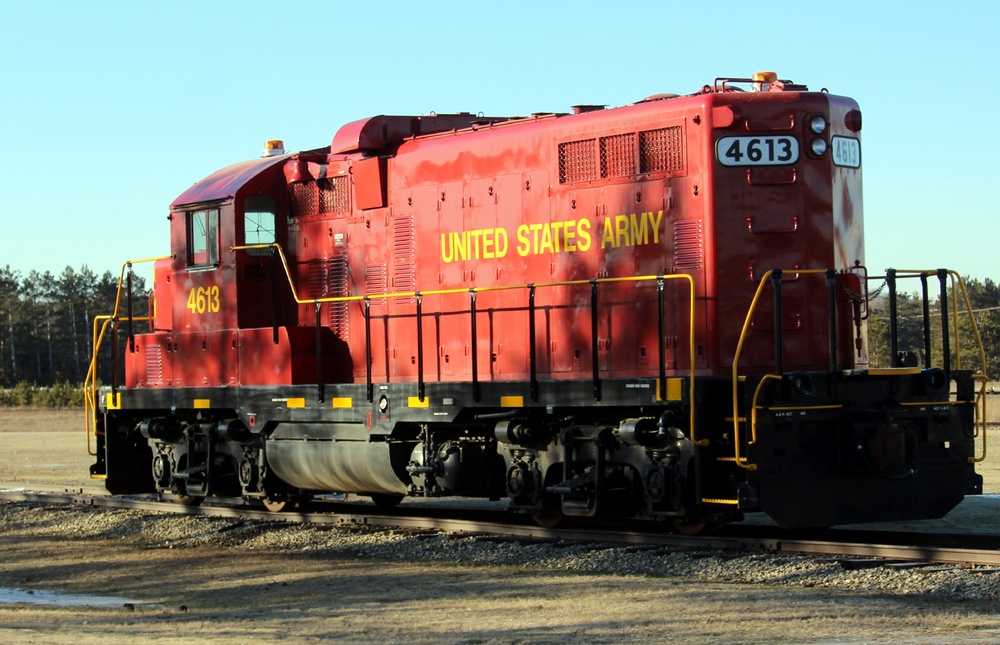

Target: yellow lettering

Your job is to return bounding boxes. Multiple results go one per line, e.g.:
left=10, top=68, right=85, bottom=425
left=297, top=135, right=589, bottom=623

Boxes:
left=482, top=229, right=494, bottom=259
left=539, top=222, right=554, bottom=253
left=517, top=224, right=530, bottom=256
left=601, top=217, right=614, bottom=249
left=441, top=233, right=454, bottom=263
left=576, top=219, right=591, bottom=251
left=563, top=220, right=576, bottom=252
left=615, top=215, right=629, bottom=248
left=630, top=212, right=647, bottom=245
left=495, top=228, right=508, bottom=257
left=649, top=210, right=663, bottom=243
left=469, top=229, right=484, bottom=260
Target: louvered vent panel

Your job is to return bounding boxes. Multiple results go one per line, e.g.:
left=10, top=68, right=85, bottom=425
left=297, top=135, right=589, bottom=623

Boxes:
left=366, top=264, right=387, bottom=306
left=319, top=176, right=350, bottom=214
left=600, top=133, right=636, bottom=178
left=393, top=215, right=415, bottom=304
left=673, top=219, right=704, bottom=271
left=145, top=344, right=163, bottom=385
left=639, top=126, right=684, bottom=173
left=558, top=139, right=598, bottom=184
left=327, top=256, right=349, bottom=339
left=290, top=181, right=318, bottom=217
left=306, top=259, right=328, bottom=298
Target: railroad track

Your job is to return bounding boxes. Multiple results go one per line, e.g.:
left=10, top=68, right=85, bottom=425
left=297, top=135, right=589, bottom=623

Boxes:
left=3, top=483, right=1000, bottom=567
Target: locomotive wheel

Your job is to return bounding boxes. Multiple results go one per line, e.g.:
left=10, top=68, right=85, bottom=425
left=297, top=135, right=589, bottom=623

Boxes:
left=532, top=512, right=563, bottom=528
left=370, top=494, right=404, bottom=508
left=670, top=520, right=707, bottom=536
left=262, top=496, right=296, bottom=513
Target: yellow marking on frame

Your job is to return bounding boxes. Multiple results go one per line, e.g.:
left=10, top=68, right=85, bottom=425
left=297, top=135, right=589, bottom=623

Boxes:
left=408, top=396, right=429, bottom=408
left=701, top=498, right=740, bottom=505
left=867, top=368, right=922, bottom=376
left=332, top=397, right=353, bottom=409
left=193, top=399, right=211, bottom=409
left=655, top=378, right=683, bottom=401
left=106, top=392, right=121, bottom=410
left=286, top=398, right=306, bottom=409
left=90, top=473, right=108, bottom=480
left=500, top=395, right=524, bottom=407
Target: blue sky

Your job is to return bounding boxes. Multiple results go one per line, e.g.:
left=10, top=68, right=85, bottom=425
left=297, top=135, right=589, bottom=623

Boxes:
left=1, top=1, right=997, bottom=282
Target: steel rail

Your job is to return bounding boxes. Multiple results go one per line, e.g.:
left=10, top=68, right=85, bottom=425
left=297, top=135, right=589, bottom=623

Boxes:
left=3, top=487, right=1000, bottom=567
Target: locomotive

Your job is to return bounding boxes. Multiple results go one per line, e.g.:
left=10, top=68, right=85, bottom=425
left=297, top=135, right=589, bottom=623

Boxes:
left=87, top=72, right=987, bottom=529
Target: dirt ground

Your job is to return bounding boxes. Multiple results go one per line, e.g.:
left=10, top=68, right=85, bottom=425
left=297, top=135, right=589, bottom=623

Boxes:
left=2, top=405, right=1000, bottom=643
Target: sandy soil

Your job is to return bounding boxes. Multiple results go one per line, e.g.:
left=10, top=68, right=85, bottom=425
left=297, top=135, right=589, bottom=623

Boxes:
left=1, top=406, right=1000, bottom=643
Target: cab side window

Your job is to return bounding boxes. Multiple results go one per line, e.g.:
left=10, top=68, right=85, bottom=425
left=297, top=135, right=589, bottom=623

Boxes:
left=244, top=196, right=276, bottom=256
left=187, top=208, right=219, bottom=267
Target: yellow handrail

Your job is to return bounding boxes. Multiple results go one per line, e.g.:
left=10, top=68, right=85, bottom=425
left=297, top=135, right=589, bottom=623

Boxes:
left=888, top=270, right=988, bottom=461
left=730, top=269, right=831, bottom=470
left=230, top=243, right=705, bottom=443
left=85, top=256, right=171, bottom=457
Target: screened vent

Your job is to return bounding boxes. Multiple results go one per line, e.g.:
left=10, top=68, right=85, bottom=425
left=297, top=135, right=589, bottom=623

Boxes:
left=600, top=133, right=637, bottom=179
left=365, top=264, right=387, bottom=306
left=290, top=181, right=319, bottom=217
left=327, top=256, right=349, bottom=339
left=558, top=139, right=598, bottom=184
left=319, top=176, right=350, bottom=213
left=673, top=219, right=704, bottom=271
left=393, top=215, right=415, bottom=304
left=305, top=257, right=350, bottom=339
left=640, top=126, right=684, bottom=173
left=145, top=344, right=163, bottom=385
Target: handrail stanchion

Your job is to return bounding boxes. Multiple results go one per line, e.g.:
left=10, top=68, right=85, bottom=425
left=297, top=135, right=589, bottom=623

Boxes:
left=470, top=290, right=479, bottom=402
left=771, top=269, right=784, bottom=375
left=657, top=276, right=666, bottom=401
left=938, top=269, right=951, bottom=379
left=364, top=297, right=372, bottom=403
left=416, top=292, right=424, bottom=402
left=590, top=279, right=601, bottom=401
left=887, top=269, right=898, bottom=366
left=528, top=285, right=537, bottom=402
left=826, top=269, right=837, bottom=374
left=920, top=274, right=932, bottom=369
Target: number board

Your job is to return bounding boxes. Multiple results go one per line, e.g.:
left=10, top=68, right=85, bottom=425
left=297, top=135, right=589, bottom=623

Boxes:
left=716, top=135, right=799, bottom=167
left=832, top=136, right=861, bottom=168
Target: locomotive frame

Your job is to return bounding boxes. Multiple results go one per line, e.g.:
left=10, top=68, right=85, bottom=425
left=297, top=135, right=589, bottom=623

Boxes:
left=86, top=73, right=989, bottom=529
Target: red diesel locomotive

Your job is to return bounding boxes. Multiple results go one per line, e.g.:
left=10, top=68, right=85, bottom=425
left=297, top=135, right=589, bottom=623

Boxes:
left=88, top=72, right=987, bottom=529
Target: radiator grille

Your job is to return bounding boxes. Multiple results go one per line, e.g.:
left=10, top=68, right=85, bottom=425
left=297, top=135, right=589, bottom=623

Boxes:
left=640, top=126, right=684, bottom=173
left=558, top=139, right=598, bottom=184
left=319, top=176, right=350, bottom=213
left=290, top=182, right=318, bottom=217
left=327, top=255, right=349, bottom=338
left=305, top=257, right=350, bottom=339
left=600, top=133, right=636, bottom=179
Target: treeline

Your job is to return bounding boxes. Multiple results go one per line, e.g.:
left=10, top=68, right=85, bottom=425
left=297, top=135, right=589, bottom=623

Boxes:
left=0, top=265, right=149, bottom=390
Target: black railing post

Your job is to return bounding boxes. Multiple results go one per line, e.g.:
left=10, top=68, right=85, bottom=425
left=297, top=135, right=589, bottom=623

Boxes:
left=591, top=280, right=601, bottom=401
left=826, top=269, right=837, bottom=374
left=416, top=292, right=424, bottom=402
left=315, top=302, right=323, bottom=403
left=470, top=290, right=479, bottom=402
left=771, top=270, right=784, bottom=374
left=528, top=285, right=538, bottom=402
left=126, top=263, right=135, bottom=354
left=270, top=246, right=279, bottom=345
left=938, top=269, right=951, bottom=379
left=657, top=277, right=666, bottom=400
left=364, top=297, right=372, bottom=403
left=887, top=269, right=898, bottom=367
left=920, top=274, right=932, bottom=369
